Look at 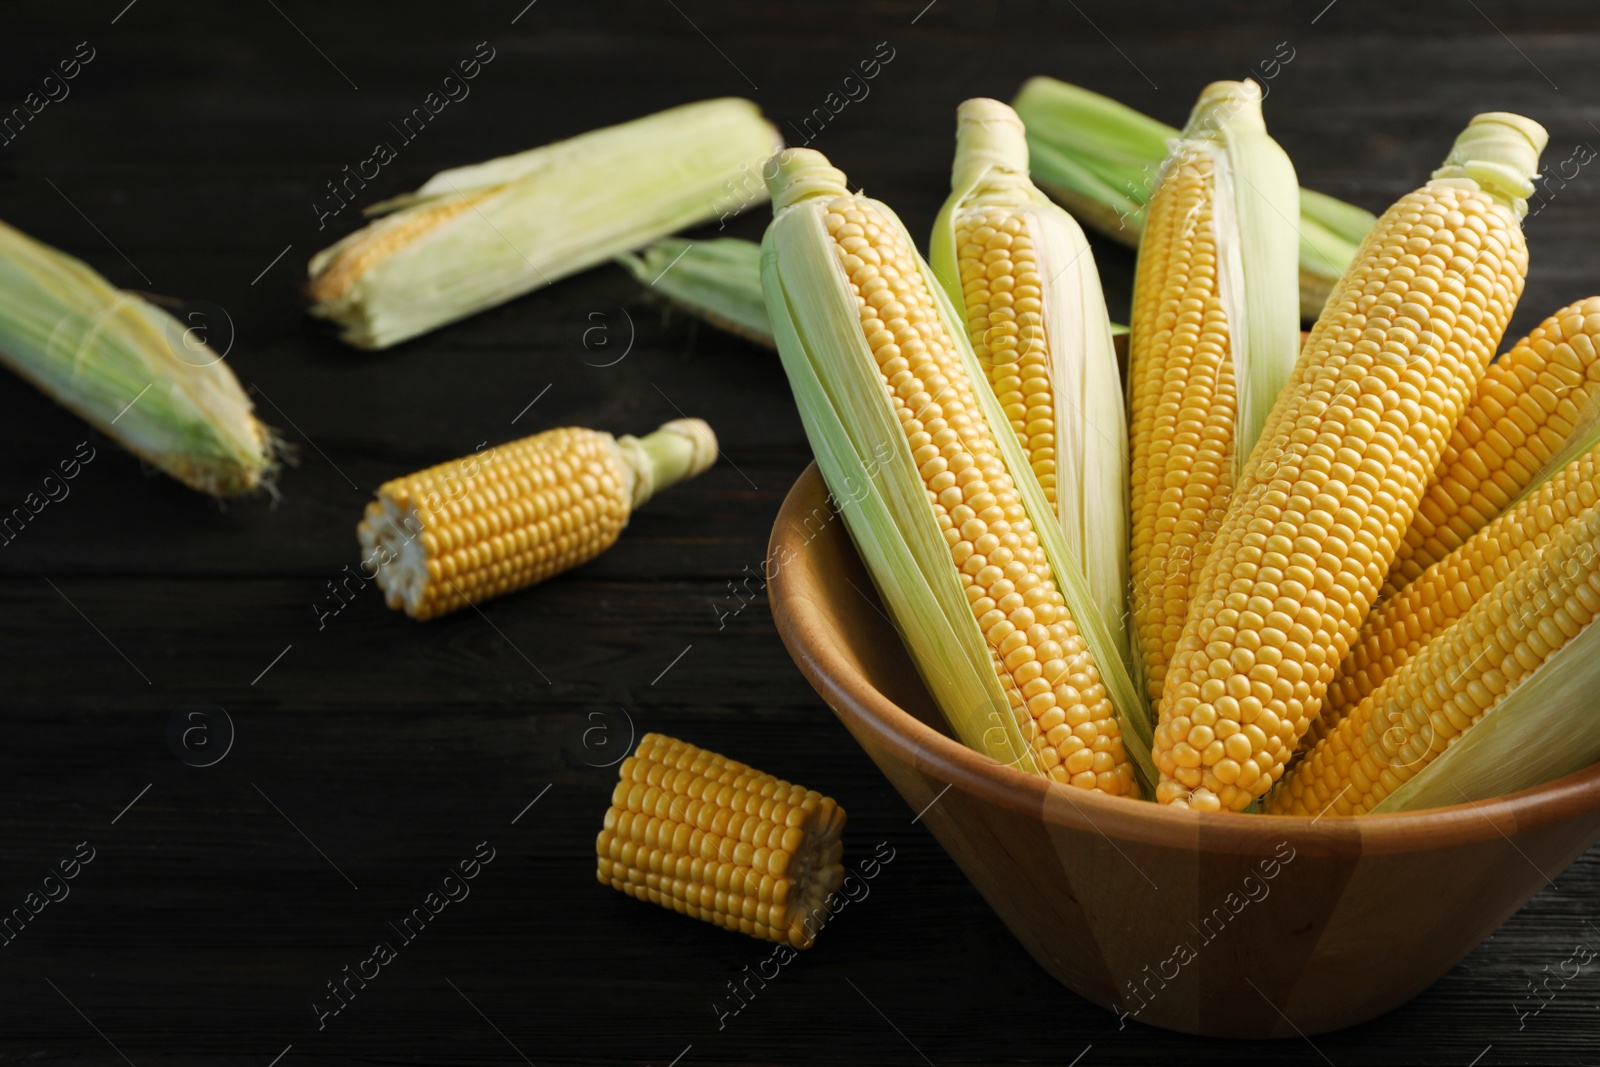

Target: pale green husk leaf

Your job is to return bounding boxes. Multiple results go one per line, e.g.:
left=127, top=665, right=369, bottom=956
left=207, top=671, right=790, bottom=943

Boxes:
left=618, top=237, right=773, bottom=348
left=0, top=218, right=272, bottom=496
left=309, top=98, right=782, bottom=350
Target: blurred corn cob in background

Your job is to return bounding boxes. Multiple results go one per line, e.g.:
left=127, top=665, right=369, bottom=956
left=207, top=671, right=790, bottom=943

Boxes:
left=597, top=733, right=846, bottom=948
left=1153, top=112, right=1545, bottom=811
left=1012, top=75, right=1377, bottom=320
left=0, top=218, right=274, bottom=496
left=762, top=146, right=1153, bottom=794
left=930, top=97, right=1132, bottom=680
left=1126, top=80, right=1301, bottom=709
left=359, top=418, right=716, bottom=620
left=308, top=99, right=782, bottom=349
left=619, top=237, right=775, bottom=348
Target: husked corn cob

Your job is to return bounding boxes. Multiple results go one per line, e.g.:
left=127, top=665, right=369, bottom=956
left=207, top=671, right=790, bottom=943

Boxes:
left=1128, top=81, right=1300, bottom=706
left=359, top=419, right=716, bottom=620
left=1313, top=436, right=1600, bottom=745
left=597, top=734, right=846, bottom=948
left=1153, top=112, right=1546, bottom=811
left=308, top=99, right=782, bottom=349
left=931, top=98, right=1130, bottom=669
left=1269, top=503, right=1600, bottom=816
left=763, top=147, right=1150, bottom=793
left=0, top=218, right=274, bottom=496
left=1384, top=296, right=1600, bottom=593
left=619, top=237, right=774, bottom=349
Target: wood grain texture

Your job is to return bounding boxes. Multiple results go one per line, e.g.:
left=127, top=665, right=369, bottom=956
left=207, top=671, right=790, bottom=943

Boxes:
left=1, top=0, right=1598, bottom=1062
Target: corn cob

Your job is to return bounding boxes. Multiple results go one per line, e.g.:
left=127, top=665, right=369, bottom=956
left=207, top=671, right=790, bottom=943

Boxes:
left=1127, top=81, right=1301, bottom=707
left=1153, top=112, right=1545, bottom=811
left=1268, top=502, right=1600, bottom=816
left=0, top=218, right=273, bottom=496
left=1010, top=75, right=1377, bottom=321
left=930, top=98, right=1130, bottom=674
left=619, top=237, right=774, bottom=348
left=1384, top=297, right=1600, bottom=593
left=597, top=733, right=846, bottom=948
left=308, top=99, right=782, bottom=349
left=359, top=419, right=716, bottom=620
left=762, top=147, right=1152, bottom=794
left=1313, top=435, right=1600, bottom=746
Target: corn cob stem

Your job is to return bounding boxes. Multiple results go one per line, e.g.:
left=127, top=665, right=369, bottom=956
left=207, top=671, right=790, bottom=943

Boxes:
left=1153, top=112, right=1545, bottom=811
left=597, top=734, right=846, bottom=948
left=359, top=419, right=716, bottom=620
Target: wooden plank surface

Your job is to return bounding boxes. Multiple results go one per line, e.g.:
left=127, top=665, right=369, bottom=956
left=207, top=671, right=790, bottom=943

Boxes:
left=0, top=1, right=1597, bottom=1062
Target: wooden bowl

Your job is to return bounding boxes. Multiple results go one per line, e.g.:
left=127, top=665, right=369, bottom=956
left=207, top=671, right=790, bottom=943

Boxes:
left=768, top=462, right=1600, bottom=1038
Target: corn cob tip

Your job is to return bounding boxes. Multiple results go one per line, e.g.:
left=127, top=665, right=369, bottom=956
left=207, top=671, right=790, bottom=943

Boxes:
left=952, top=98, right=1029, bottom=184
left=1431, top=111, right=1548, bottom=217
left=1183, top=79, right=1266, bottom=140
left=614, top=418, right=718, bottom=508
left=766, top=148, right=849, bottom=210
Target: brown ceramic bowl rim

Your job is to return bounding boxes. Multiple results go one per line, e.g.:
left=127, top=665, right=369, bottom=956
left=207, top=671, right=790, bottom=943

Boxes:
left=770, top=462, right=1600, bottom=857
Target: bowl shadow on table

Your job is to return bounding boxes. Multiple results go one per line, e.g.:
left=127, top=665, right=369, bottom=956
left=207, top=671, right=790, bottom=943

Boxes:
left=767, top=461, right=1600, bottom=1039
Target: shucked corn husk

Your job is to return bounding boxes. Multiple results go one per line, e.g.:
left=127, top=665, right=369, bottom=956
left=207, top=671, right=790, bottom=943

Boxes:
left=1011, top=75, right=1376, bottom=321
left=761, top=147, right=1155, bottom=792
left=930, top=98, right=1131, bottom=679
left=0, top=218, right=272, bottom=496
left=308, top=98, right=783, bottom=350
left=619, top=237, right=774, bottom=348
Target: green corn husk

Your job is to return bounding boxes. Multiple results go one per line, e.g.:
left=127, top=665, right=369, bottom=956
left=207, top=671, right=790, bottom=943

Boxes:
left=762, top=147, right=1155, bottom=795
left=308, top=98, right=783, bottom=350
left=0, top=218, right=273, bottom=496
left=930, top=98, right=1131, bottom=680
left=619, top=237, right=774, bottom=348
left=1012, top=75, right=1377, bottom=321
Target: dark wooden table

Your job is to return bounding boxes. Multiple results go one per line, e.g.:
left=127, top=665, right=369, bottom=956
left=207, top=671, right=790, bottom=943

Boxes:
left=3, top=1, right=1599, bottom=1063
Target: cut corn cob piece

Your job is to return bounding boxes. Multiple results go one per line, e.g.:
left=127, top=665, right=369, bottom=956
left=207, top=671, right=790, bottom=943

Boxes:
left=1011, top=76, right=1376, bottom=321
left=1313, top=434, right=1600, bottom=747
left=1384, top=297, right=1600, bottom=593
left=762, top=146, right=1152, bottom=795
left=358, top=419, right=716, bottom=620
left=619, top=237, right=774, bottom=348
left=0, top=218, right=273, bottom=496
left=930, top=98, right=1131, bottom=678
left=597, top=733, right=846, bottom=948
left=308, top=99, right=782, bottom=349
left=1153, top=112, right=1546, bottom=812
left=1126, top=81, right=1301, bottom=708
left=1269, top=502, right=1600, bottom=816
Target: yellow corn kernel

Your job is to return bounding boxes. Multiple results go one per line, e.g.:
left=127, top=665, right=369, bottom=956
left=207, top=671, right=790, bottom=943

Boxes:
left=597, top=734, right=846, bottom=948
left=1153, top=112, right=1545, bottom=811
left=358, top=419, right=716, bottom=620
left=1385, top=296, right=1600, bottom=592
